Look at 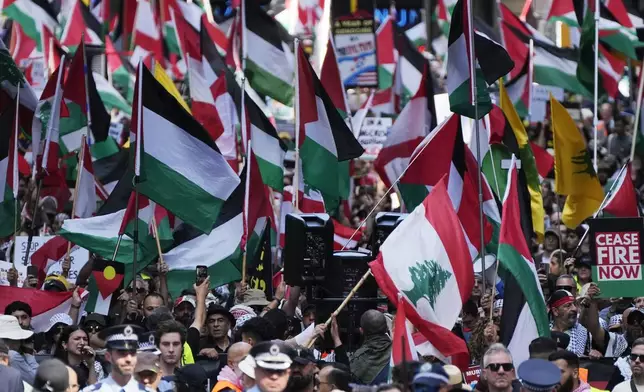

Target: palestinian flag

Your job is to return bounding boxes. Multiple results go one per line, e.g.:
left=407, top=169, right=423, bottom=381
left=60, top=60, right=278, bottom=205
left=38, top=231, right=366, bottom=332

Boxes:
left=296, top=45, right=364, bottom=202
left=41, top=26, right=65, bottom=75
left=369, top=177, right=473, bottom=370
left=118, top=191, right=175, bottom=254
left=131, top=64, right=240, bottom=233
left=351, top=91, right=374, bottom=134
left=530, top=141, right=554, bottom=178
left=105, top=36, right=134, bottom=103
left=498, top=81, right=544, bottom=242
left=437, top=0, right=458, bottom=36
left=320, top=37, right=350, bottom=120
left=503, top=54, right=531, bottom=118
left=0, top=287, right=86, bottom=332
left=129, top=0, right=164, bottom=68
left=59, top=0, right=103, bottom=50
left=202, top=14, right=228, bottom=57
left=59, top=168, right=170, bottom=270
left=0, top=105, right=19, bottom=237
left=93, top=72, right=131, bottom=115
left=30, top=235, right=69, bottom=285
left=376, top=16, right=396, bottom=89
left=375, top=63, right=436, bottom=190
left=393, top=26, right=426, bottom=110
left=161, top=0, right=198, bottom=57
left=1, top=0, right=58, bottom=51
left=501, top=12, right=590, bottom=96
left=446, top=0, right=513, bottom=119
left=86, top=258, right=124, bottom=315
left=8, top=21, right=37, bottom=70
left=398, top=114, right=494, bottom=258
left=498, top=156, right=549, bottom=365
left=0, top=40, right=40, bottom=141
left=546, top=0, right=578, bottom=26
left=332, top=219, right=361, bottom=251
left=163, top=176, right=245, bottom=298
left=34, top=60, right=66, bottom=176
left=244, top=0, right=294, bottom=105
left=94, top=147, right=128, bottom=195
left=59, top=44, right=88, bottom=156
left=74, top=138, right=97, bottom=218
left=603, top=163, right=639, bottom=217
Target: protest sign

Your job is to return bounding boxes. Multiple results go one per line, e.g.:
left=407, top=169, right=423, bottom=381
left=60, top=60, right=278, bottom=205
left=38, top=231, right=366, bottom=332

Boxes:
left=358, top=117, right=392, bottom=160
left=464, top=365, right=481, bottom=386
left=332, top=0, right=377, bottom=88
left=13, top=236, right=89, bottom=285
left=0, top=260, right=16, bottom=286
left=589, top=218, right=644, bottom=297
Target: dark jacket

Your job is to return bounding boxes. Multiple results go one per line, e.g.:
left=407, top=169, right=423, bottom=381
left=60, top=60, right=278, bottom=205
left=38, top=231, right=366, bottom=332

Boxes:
left=350, top=334, right=392, bottom=385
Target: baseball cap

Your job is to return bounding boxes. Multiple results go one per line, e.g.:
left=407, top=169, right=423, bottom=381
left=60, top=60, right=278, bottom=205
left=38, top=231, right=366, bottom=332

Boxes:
left=135, top=352, right=161, bottom=374
left=292, top=347, right=316, bottom=365
left=33, top=359, right=69, bottom=392
left=627, top=308, right=644, bottom=325
left=413, top=363, right=450, bottom=390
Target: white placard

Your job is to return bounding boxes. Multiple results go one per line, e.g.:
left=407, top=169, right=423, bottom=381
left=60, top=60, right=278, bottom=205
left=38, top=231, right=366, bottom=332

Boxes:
left=13, top=236, right=89, bottom=285
left=359, top=117, right=392, bottom=160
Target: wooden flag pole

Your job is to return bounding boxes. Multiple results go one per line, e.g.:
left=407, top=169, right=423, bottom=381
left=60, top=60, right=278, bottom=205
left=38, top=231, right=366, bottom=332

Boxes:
left=81, top=38, right=92, bottom=142
left=150, top=216, right=165, bottom=264
left=63, top=135, right=87, bottom=277
left=306, top=269, right=373, bottom=348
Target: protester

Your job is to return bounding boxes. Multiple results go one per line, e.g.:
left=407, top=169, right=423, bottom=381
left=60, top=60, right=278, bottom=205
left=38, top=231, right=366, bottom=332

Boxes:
left=202, top=305, right=235, bottom=355
left=317, top=364, right=351, bottom=392
left=32, top=359, right=74, bottom=392
left=53, top=325, right=103, bottom=388
left=612, top=338, right=644, bottom=392
left=5, top=301, right=33, bottom=330
left=154, top=319, right=186, bottom=388
left=0, top=338, right=26, bottom=392
left=0, top=315, right=38, bottom=384
left=482, top=344, right=515, bottom=392
left=549, top=350, right=590, bottom=392
left=212, top=342, right=252, bottom=392
left=38, top=314, right=74, bottom=355
left=286, top=348, right=318, bottom=392
left=529, top=337, right=558, bottom=360
left=133, top=352, right=168, bottom=392
left=350, top=310, right=392, bottom=385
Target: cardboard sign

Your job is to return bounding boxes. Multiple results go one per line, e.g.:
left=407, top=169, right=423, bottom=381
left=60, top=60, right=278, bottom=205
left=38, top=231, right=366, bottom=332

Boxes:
left=13, top=236, right=89, bottom=285
left=464, top=365, right=481, bottom=386
left=589, top=218, right=644, bottom=297
left=332, top=0, right=377, bottom=88
left=0, top=260, right=15, bottom=286
left=358, top=117, right=392, bottom=159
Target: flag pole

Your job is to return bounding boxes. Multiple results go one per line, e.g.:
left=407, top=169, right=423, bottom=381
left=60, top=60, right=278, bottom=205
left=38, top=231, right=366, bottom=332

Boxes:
left=592, top=0, right=599, bottom=171
left=241, top=77, right=251, bottom=284
left=528, top=39, right=534, bottom=123
left=82, top=38, right=93, bottom=143
left=630, top=63, right=644, bottom=162
left=64, top=135, right=87, bottom=277
left=12, top=88, right=20, bottom=239
left=132, top=62, right=144, bottom=289
left=241, top=0, right=248, bottom=71
left=465, top=0, right=487, bottom=294
left=294, top=38, right=301, bottom=211
left=151, top=215, right=165, bottom=265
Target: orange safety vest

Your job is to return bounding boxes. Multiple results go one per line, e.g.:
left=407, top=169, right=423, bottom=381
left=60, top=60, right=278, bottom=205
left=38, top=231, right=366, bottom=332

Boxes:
left=211, top=380, right=241, bottom=392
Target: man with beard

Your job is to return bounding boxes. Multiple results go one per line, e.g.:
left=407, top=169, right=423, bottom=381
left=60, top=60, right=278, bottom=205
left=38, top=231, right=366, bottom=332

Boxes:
left=83, top=324, right=148, bottom=391
left=286, top=348, right=318, bottom=392
left=549, top=289, right=627, bottom=357
left=613, top=338, right=644, bottom=392
left=198, top=305, right=235, bottom=358
left=548, top=350, right=590, bottom=392
left=173, top=295, right=196, bottom=328
left=249, top=340, right=293, bottom=392
left=606, top=311, right=644, bottom=390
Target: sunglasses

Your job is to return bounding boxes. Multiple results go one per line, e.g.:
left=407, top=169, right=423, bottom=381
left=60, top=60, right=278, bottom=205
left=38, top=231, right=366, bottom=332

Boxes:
left=556, top=285, right=574, bottom=293
left=85, top=324, right=102, bottom=333
left=486, top=363, right=514, bottom=372
left=631, top=354, right=644, bottom=362
left=54, top=325, right=67, bottom=334
left=126, top=287, right=146, bottom=294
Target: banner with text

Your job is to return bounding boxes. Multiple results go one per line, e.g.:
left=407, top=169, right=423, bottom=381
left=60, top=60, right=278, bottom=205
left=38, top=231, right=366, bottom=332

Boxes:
left=13, top=236, right=89, bottom=285
left=332, top=0, right=377, bottom=88
left=589, top=218, right=644, bottom=297
left=359, top=117, right=391, bottom=160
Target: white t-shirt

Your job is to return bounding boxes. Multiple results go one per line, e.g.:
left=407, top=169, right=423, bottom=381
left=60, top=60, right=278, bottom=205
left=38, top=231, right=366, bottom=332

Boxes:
left=613, top=380, right=644, bottom=392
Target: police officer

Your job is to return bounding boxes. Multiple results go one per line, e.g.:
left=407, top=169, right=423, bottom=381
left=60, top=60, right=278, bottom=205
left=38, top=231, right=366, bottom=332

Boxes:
left=82, top=324, right=149, bottom=392
left=248, top=340, right=294, bottom=392
left=517, top=359, right=561, bottom=392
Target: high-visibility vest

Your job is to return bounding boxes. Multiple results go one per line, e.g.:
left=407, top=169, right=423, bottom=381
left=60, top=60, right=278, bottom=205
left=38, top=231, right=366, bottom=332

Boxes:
left=181, top=342, right=194, bottom=366
left=211, top=380, right=241, bottom=392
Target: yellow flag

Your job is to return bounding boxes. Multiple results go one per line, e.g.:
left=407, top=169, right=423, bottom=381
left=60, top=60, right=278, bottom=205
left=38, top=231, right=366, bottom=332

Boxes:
left=153, top=63, right=191, bottom=114
left=499, top=79, right=545, bottom=242
left=551, top=96, right=604, bottom=228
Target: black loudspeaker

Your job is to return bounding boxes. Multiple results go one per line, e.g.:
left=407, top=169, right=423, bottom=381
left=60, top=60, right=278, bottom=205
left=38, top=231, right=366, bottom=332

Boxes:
left=371, top=212, right=407, bottom=255
left=283, top=213, right=333, bottom=286
left=309, top=251, right=381, bottom=351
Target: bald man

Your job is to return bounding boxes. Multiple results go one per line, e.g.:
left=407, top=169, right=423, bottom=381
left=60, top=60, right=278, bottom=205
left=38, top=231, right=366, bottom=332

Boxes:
left=211, top=342, right=252, bottom=392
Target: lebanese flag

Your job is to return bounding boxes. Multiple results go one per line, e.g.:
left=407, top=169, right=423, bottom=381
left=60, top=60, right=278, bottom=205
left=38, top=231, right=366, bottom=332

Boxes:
left=603, top=162, right=640, bottom=217
left=332, top=219, right=361, bottom=250
left=391, top=294, right=418, bottom=365
left=9, top=22, right=36, bottom=68
left=369, top=177, right=472, bottom=370
left=0, top=287, right=86, bottom=332
left=74, top=137, right=97, bottom=218
left=30, top=235, right=69, bottom=286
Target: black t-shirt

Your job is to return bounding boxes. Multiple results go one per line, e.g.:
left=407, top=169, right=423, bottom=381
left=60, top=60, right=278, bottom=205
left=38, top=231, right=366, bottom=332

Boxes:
left=186, top=327, right=230, bottom=354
